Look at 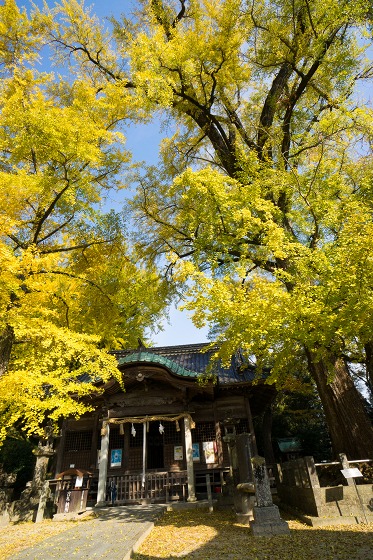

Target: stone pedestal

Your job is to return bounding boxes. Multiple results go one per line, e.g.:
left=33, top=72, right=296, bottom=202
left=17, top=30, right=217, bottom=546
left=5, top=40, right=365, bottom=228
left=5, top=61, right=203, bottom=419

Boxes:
left=251, top=504, right=290, bottom=535
left=236, top=482, right=255, bottom=524
left=250, top=456, right=290, bottom=536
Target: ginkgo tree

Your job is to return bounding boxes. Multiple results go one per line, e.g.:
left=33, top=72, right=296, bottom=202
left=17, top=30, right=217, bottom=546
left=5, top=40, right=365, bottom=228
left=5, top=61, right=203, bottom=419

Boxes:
left=0, top=0, right=169, bottom=444
left=41, top=0, right=373, bottom=459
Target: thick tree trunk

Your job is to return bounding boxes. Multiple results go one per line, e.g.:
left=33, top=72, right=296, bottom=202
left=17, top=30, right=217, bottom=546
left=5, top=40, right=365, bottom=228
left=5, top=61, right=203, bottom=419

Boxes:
left=364, top=341, right=373, bottom=397
left=306, top=350, right=373, bottom=460
left=0, top=324, right=14, bottom=377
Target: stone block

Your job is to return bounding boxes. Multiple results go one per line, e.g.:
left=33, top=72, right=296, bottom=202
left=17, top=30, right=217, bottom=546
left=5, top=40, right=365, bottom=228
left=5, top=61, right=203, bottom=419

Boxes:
left=251, top=521, right=290, bottom=536
left=250, top=505, right=290, bottom=536
left=0, top=510, right=10, bottom=527
left=236, top=512, right=252, bottom=524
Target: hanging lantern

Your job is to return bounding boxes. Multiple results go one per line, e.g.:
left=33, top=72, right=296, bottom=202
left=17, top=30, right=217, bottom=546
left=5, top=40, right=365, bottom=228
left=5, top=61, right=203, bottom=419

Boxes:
left=131, top=423, right=136, bottom=437
left=159, top=422, right=165, bottom=435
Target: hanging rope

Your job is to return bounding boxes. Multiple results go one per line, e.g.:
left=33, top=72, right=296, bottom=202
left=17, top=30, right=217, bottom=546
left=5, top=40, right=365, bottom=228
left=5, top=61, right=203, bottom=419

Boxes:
left=108, top=413, right=195, bottom=429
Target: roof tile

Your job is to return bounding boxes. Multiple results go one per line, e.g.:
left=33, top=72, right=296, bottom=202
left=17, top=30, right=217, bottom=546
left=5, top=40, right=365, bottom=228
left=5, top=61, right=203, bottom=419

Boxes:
left=112, top=343, right=256, bottom=385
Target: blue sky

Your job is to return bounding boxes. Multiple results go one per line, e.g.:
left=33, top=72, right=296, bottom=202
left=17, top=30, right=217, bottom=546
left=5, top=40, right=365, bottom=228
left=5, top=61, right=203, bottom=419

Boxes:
left=20, top=0, right=210, bottom=347
left=122, top=121, right=210, bottom=346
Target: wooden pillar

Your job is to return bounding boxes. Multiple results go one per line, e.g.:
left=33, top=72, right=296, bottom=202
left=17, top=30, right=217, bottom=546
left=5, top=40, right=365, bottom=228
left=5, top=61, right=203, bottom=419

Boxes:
left=54, top=420, right=67, bottom=476
left=124, top=423, right=130, bottom=470
left=184, top=416, right=197, bottom=502
left=96, top=420, right=110, bottom=506
left=142, top=421, right=147, bottom=488
left=213, top=403, right=223, bottom=466
left=245, top=396, right=258, bottom=455
left=90, top=414, right=99, bottom=470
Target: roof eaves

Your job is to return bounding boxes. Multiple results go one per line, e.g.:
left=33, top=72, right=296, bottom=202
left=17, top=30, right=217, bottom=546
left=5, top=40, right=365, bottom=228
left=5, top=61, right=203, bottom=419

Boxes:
left=117, top=351, right=200, bottom=379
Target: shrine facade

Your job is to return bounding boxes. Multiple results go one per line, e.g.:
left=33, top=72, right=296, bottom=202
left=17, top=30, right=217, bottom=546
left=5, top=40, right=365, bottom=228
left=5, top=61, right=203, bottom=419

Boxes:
left=53, top=343, right=275, bottom=505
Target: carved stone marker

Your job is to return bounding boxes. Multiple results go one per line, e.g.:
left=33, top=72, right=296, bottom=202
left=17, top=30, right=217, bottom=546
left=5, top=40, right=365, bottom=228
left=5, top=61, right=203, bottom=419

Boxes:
left=250, top=456, right=290, bottom=536
left=235, top=433, right=255, bottom=523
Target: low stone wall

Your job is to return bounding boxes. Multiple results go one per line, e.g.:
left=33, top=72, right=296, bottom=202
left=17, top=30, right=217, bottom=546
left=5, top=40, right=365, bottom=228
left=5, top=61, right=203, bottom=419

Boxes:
left=276, top=456, right=373, bottom=521
left=0, top=472, right=17, bottom=526
left=277, top=484, right=318, bottom=516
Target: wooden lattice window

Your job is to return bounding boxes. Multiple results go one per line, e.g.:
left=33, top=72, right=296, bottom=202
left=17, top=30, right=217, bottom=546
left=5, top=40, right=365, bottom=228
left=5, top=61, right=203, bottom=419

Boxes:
left=163, top=421, right=182, bottom=445
left=65, top=431, right=93, bottom=452
left=109, top=427, right=125, bottom=450
left=192, top=421, right=216, bottom=443
left=129, top=423, right=144, bottom=448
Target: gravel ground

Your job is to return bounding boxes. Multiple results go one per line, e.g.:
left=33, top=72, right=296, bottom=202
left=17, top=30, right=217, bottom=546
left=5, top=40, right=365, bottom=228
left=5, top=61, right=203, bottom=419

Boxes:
left=1, top=509, right=372, bottom=560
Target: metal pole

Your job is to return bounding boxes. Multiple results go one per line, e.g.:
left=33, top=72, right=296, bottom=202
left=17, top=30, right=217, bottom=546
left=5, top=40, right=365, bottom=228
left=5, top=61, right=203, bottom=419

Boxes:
left=353, top=478, right=368, bottom=524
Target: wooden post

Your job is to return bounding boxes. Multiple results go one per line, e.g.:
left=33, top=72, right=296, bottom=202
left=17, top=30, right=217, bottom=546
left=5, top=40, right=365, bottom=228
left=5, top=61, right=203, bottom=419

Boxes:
left=54, top=420, right=67, bottom=476
left=184, top=416, right=197, bottom=502
left=89, top=414, right=99, bottom=470
left=142, top=421, right=147, bottom=489
left=96, top=420, right=110, bottom=506
left=124, top=422, right=130, bottom=471
left=213, top=403, right=223, bottom=466
left=245, top=396, right=258, bottom=456
left=206, top=474, right=213, bottom=513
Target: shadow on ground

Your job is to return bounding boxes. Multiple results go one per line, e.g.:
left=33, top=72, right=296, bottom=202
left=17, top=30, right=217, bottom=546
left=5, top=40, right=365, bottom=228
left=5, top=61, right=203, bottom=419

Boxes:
left=132, top=508, right=373, bottom=560
left=94, top=504, right=165, bottom=523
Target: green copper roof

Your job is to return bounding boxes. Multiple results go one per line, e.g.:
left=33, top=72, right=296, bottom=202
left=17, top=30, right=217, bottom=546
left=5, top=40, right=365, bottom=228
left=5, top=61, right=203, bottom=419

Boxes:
left=117, top=351, right=200, bottom=379
left=277, top=438, right=302, bottom=453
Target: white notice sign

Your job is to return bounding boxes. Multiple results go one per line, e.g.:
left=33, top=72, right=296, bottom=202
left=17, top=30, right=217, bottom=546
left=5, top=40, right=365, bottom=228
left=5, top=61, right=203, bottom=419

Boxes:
left=340, top=468, right=363, bottom=479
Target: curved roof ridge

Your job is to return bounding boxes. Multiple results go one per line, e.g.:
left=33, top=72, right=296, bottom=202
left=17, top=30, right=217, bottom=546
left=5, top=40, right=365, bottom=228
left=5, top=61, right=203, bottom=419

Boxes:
left=117, top=351, right=199, bottom=378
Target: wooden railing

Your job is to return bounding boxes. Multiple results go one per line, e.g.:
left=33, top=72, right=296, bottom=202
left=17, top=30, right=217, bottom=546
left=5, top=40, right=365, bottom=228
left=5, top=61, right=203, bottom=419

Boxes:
left=107, top=471, right=188, bottom=503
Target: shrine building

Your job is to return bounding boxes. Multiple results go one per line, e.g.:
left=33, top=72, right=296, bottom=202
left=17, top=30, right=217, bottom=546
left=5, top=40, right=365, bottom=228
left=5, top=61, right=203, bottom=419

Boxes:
left=53, top=343, right=275, bottom=505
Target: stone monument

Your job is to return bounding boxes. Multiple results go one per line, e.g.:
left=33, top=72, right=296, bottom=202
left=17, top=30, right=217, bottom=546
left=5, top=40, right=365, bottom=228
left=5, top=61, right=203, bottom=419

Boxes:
left=250, top=456, right=290, bottom=536
left=235, top=433, right=256, bottom=523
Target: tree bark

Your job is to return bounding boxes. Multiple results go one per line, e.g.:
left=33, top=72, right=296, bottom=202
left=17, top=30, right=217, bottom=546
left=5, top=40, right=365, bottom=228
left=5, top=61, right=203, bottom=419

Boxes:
left=0, top=324, right=14, bottom=377
left=364, top=341, right=373, bottom=397
left=306, top=350, right=373, bottom=460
